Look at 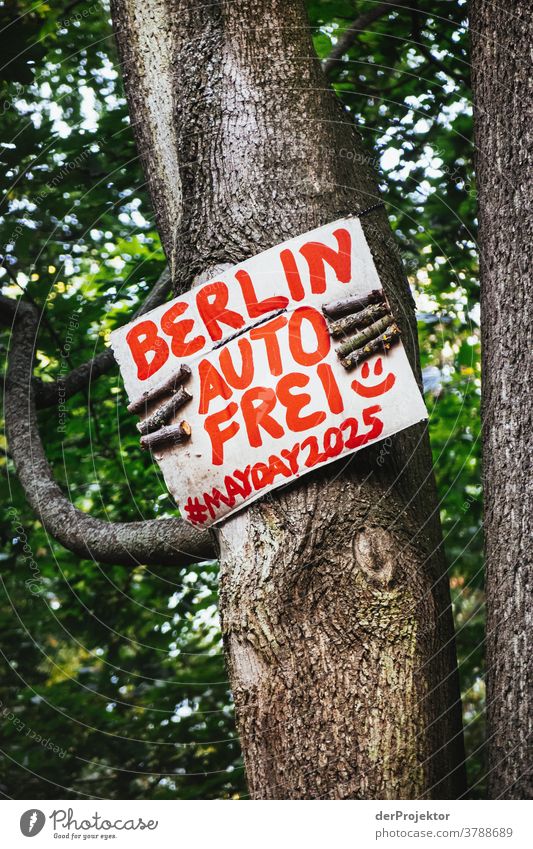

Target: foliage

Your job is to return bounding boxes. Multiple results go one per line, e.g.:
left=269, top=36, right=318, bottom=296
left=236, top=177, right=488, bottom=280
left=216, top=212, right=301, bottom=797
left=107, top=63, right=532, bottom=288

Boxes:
left=0, top=0, right=483, bottom=798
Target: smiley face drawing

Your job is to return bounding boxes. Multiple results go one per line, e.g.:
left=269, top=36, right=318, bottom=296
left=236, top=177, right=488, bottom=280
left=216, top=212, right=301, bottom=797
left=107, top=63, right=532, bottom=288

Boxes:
left=351, top=356, right=396, bottom=398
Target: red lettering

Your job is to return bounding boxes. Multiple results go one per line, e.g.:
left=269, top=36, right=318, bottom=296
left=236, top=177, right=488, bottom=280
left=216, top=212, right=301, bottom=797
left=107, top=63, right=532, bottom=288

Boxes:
left=236, top=269, right=289, bottom=318
left=208, top=403, right=386, bottom=515
left=196, top=280, right=245, bottom=342
left=204, top=402, right=239, bottom=465
left=361, top=404, right=384, bottom=441
left=184, top=496, right=209, bottom=525
left=316, top=362, right=344, bottom=414
left=233, top=465, right=252, bottom=497
left=340, top=417, right=359, bottom=449
left=288, top=306, right=330, bottom=366
left=250, top=315, right=288, bottom=376
left=251, top=462, right=273, bottom=490
left=241, top=387, right=284, bottom=447
left=126, top=320, right=169, bottom=381
left=301, top=434, right=322, bottom=468
left=204, top=487, right=234, bottom=517
left=280, top=443, right=301, bottom=475
left=267, top=453, right=292, bottom=481
left=340, top=407, right=383, bottom=449
left=299, top=227, right=352, bottom=294
left=219, top=337, right=254, bottom=390
left=277, top=372, right=326, bottom=433
left=323, top=426, right=343, bottom=458
left=225, top=474, right=248, bottom=501
left=280, top=248, right=305, bottom=301
left=160, top=301, right=205, bottom=358
left=198, top=359, right=232, bottom=415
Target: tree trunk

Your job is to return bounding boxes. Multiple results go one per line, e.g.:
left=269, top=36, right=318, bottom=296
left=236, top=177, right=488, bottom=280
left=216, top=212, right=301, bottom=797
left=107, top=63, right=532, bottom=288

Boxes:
left=470, top=0, right=533, bottom=800
left=111, top=0, right=465, bottom=798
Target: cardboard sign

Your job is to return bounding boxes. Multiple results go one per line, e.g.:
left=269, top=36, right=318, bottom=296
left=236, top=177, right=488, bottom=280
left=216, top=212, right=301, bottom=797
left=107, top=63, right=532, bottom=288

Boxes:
left=110, top=217, right=427, bottom=527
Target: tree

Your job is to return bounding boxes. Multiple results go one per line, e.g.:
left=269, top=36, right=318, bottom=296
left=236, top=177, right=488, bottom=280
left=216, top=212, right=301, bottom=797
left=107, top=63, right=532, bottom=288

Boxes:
left=0, top=0, right=473, bottom=799
left=470, top=0, right=533, bottom=800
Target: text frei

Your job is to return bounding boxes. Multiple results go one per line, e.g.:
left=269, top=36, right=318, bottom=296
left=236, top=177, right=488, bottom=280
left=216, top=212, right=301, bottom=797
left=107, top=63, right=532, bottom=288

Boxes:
left=111, top=218, right=427, bottom=526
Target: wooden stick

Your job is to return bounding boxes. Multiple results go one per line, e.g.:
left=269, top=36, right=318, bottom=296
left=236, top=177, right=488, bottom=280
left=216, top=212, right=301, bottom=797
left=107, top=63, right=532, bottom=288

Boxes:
left=136, top=387, right=192, bottom=435
left=140, top=420, right=192, bottom=451
left=127, top=364, right=191, bottom=414
left=328, top=301, right=388, bottom=337
left=340, top=324, right=401, bottom=370
left=322, top=289, right=383, bottom=320
left=336, top=314, right=393, bottom=359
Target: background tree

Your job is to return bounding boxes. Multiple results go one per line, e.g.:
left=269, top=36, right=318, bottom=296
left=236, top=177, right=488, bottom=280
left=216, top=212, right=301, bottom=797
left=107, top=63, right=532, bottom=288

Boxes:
left=470, top=0, right=532, bottom=800
left=0, top=0, right=483, bottom=799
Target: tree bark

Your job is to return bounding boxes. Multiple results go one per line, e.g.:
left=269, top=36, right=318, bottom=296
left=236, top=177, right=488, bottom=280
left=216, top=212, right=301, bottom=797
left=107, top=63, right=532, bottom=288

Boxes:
left=470, top=0, right=533, bottom=800
left=111, top=0, right=465, bottom=798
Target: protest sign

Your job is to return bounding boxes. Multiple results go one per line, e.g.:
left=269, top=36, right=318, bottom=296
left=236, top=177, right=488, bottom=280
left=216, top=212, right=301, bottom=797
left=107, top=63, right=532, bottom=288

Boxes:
left=110, top=217, right=427, bottom=527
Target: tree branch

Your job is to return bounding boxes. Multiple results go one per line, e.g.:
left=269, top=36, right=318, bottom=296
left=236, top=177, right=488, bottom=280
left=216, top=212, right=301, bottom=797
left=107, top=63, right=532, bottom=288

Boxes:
left=33, top=266, right=172, bottom=409
left=410, top=8, right=468, bottom=87
left=3, top=295, right=214, bottom=567
left=323, top=2, right=403, bottom=78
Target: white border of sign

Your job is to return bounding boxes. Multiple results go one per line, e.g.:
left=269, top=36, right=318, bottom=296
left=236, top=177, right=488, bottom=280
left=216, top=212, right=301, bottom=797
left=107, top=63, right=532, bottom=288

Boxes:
left=111, top=217, right=427, bottom=527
